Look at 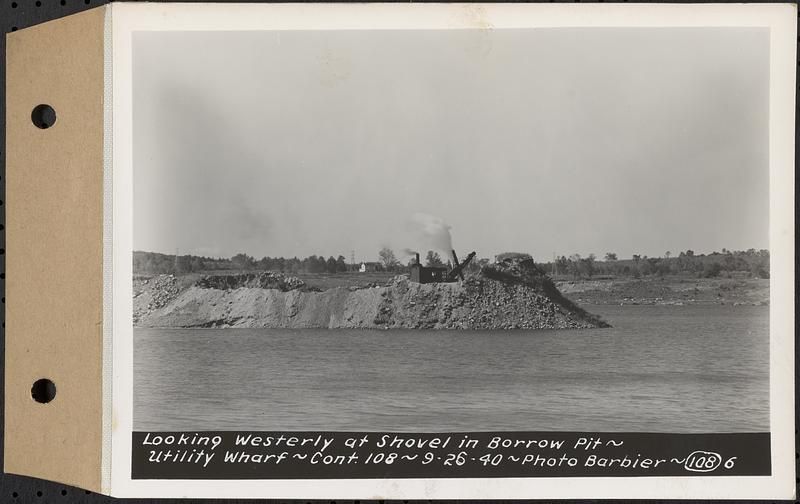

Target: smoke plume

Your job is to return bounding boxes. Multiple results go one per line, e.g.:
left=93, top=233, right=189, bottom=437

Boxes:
left=410, top=213, right=453, bottom=254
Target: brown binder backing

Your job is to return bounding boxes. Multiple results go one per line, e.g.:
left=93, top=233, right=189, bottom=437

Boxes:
left=5, top=6, right=105, bottom=491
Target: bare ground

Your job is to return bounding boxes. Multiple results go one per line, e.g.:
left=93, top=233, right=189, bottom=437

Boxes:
left=133, top=258, right=609, bottom=329
left=556, top=276, right=769, bottom=306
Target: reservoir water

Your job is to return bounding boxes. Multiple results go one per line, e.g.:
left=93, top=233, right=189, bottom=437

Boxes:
left=134, top=305, right=769, bottom=432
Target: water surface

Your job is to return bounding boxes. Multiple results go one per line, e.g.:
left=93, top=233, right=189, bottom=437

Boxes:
left=134, top=305, right=768, bottom=432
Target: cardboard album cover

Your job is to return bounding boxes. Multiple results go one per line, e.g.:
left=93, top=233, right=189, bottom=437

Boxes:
left=4, top=2, right=796, bottom=499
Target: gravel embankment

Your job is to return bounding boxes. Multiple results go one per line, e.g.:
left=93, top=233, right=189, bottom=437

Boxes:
left=134, top=257, right=610, bottom=330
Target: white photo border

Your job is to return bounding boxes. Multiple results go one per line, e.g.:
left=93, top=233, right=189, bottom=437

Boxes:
left=108, top=2, right=796, bottom=498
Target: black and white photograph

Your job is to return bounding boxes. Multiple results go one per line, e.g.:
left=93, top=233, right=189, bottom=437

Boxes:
left=132, top=25, right=770, bottom=432
left=115, top=3, right=794, bottom=494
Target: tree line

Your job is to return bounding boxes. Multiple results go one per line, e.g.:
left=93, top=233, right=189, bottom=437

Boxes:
left=134, top=247, right=769, bottom=280
left=133, top=251, right=351, bottom=275
left=134, top=248, right=479, bottom=275
left=542, top=249, right=769, bottom=280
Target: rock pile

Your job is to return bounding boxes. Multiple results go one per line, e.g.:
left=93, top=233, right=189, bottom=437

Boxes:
left=484, top=252, right=547, bottom=284
left=196, top=272, right=305, bottom=292
left=375, top=269, right=608, bottom=330
left=148, top=275, right=180, bottom=308
left=133, top=274, right=181, bottom=325
left=135, top=256, right=609, bottom=330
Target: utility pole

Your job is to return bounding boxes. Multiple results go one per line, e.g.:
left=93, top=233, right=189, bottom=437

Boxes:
left=350, top=250, right=355, bottom=271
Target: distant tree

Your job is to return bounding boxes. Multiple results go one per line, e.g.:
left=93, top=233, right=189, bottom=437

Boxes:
left=335, top=255, right=348, bottom=272
left=581, top=254, right=596, bottom=278
left=568, top=254, right=582, bottom=279
left=257, top=256, right=272, bottom=270
left=632, top=254, right=641, bottom=262
left=326, top=256, right=338, bottom=273
left=750, top=256, right=769, bottom=278
left=703, top=262, right=722, bottom=278
left=654, top=258, right=671, bottom=277
left=176, top=255, right=192, bottom=274
left=642, top=257, right=659, bottom=277
left=191, top=258, right=204, bottom=272
left=378, top=247, right=400, bottom=271
left=664, top=251, right=671, bottom=259
left=307, top=255, right=327, bottom=273
left=231, top=253, right=256, bottom=270
left=604, top=252, right=618, bottom=261
left=300, top=255, right=322, bottom=273
left=722, top=254, right=738, bottom=271
left=425, top=250, right=445, bottom=267
left=685, top=249, right=695, bottom=257
left=555, top=255, right=569, bottom=275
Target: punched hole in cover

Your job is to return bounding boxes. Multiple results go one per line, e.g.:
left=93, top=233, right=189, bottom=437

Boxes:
left=31, top=104, right=56, bottom=129
left=31, top=378, right=56, bottom=403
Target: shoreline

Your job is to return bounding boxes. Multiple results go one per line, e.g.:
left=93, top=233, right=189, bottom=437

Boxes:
left=132, top=271, right=768, bottom=330
left=557, top=277, right=768, bottom=306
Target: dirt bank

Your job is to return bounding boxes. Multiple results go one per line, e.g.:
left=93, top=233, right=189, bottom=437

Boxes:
left=556, top=277, right=769, bottom=306
left=134, top=256, right=609, bottom=330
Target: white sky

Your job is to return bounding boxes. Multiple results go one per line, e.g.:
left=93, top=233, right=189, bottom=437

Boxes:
left=133, top=28, right=769, bottom=262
